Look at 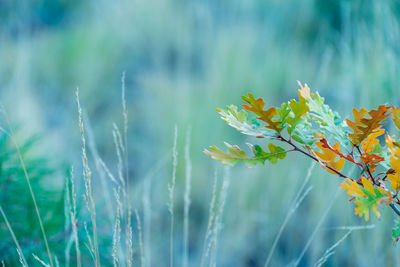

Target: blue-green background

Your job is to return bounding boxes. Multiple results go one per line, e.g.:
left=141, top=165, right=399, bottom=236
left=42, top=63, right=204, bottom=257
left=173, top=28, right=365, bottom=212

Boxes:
left=1, top=0, right=400, bottom=266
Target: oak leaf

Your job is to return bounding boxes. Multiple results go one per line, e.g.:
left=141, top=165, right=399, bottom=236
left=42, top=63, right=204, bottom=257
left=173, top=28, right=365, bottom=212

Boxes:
left=314, top=139, right=345, bottom=174
left=204, top=142, right=286, bottom=167
left=217, top=105, right=277, bottom=138
left=316, top=135, right=362, bottom=167
left=341, top=177, right=392, bottom=221
left=347, top=105, right=390, bottom=145
left=242, top=94, right=283, bottom=132
left=391, top=106, right=400, bottom=131
left=386, top=135, right=400, bottom=191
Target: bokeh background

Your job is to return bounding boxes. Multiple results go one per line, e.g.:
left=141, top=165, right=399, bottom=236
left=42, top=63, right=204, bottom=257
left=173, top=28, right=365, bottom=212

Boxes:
left=1, top=0, right=400, bottom=266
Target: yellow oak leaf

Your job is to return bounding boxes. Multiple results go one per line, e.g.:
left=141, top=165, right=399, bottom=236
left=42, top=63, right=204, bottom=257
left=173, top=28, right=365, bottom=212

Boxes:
left=315, top=140, right=345, bottom=174
left=391, top=106, right=400, bottom=131
left=340, top=177, right=366, bottom=198
left=342, top=177, right=392, bottom=221
left=361, top=127, right=385, bottom=153
left=386, top=135, right=400, bottom=191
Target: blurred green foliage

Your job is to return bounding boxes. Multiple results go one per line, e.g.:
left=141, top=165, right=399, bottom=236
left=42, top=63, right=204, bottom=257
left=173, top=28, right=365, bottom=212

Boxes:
left=0, top=129, right=64, bottom=265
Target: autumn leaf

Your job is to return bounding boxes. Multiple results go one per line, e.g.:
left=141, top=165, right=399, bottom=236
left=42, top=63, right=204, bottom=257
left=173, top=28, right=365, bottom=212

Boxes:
left=354, top=179, right=392, bottom=221
left=287, top=92, right=309, bottom=134
left=346, top=107, right=368, bottom=144
left=217, top=105, right=277, bottom=138
left=391, top=106, right=400, bottom=131
left=358, top=128, right=386, bottom=173
left=204, top=142, right=286, bottom=167
left=340, top=177, right=366, bottom=198
left=347, top=105, right=390, bottom=145
left=208, top=81, right=400, bottom=235
left=386, top=135, right=400, bottom=191
left=361, top=128, right=385, bottom=153
left=341, top=177, right=392, bottom=221
left=242, top=94, right=283, bottom=132
left=316, top=135, right=362, bottom=167
left=314, top=139, right=346, bottom=174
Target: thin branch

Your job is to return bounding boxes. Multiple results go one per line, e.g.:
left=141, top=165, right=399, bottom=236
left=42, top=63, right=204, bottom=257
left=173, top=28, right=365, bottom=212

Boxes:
left=278, top=134, right=400, bottom=218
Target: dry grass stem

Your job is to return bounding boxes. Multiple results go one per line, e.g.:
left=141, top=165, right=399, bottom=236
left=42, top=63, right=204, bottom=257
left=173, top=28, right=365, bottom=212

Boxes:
left=200, top=169, right=218, bottom=267
left=208, top=167, right=230, bottom=267
left=264, top=162, right=315, bottom=267
left=168, top=125, right=178, bottom=267
left=0, top=205, right=28, bottom=266
left=135, top=209, right=145, bottom=267
left=32, top=254, right=50, bottom=267
left=314, top=230, right=352, bottom=267
left=183, top=128, right=192, bottom=267
left=76, top=89, right=100, bottom=267
left=112, top=188, right=122, bottom=267
left=66, top=167, right=82, bottom=267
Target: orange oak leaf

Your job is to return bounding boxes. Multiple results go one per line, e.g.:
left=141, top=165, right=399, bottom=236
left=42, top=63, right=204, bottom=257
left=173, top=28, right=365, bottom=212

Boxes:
left=241, top=94, right=282, bottom=132
left=314, top=138, right=345, bottom=174
left=359, top=128, right=386, bottom=173
left=346, top=105, right=390, bottom=145
left=386, top=135, right=400, bottom=191
left=361, top=128, right=385, bottom=153
left=316, top=135, right=362, bottom=167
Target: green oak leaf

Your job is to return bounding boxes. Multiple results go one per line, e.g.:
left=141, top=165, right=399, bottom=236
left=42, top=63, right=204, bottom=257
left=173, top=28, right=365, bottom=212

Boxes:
left=299, top=83, right=349, bottom=148
left=217, top=105, right=277, bottom=138
left=354, top=186, right=390, bottom=221
left=204, top=142, right=287, bottom=167
left=287, top=96, right=309, bottom=134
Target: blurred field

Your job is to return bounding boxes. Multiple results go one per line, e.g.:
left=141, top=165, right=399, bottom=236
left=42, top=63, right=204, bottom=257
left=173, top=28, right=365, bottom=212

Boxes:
left=1, top=0, right=400, bottom=266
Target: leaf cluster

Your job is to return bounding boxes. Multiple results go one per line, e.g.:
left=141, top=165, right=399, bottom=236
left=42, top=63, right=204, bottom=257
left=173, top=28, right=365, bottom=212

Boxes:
left=206, top=82, right=400, bottom=243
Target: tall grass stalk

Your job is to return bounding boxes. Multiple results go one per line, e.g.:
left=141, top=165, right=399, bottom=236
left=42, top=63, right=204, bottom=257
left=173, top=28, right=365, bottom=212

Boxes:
left=141, top=150, right=171, bottom=267
left=17, top=249, right=27, bottom=267
left=33, top=254, right=50, bottom=267
left=65, top=179, right=72, bottom=267
left=66, top=167, right=82, bottom=267
left=0, top=105, right=53, bottom=267
left=292, top=166, right=358, bottom=266
left=208, top=167, right=230, bottom=267
left=313, top=230, right=352, bottom=267
left=264, top=162, right=315, bottom=267
left=183, top=128, right=192, bottom=267
left=168, top=125, right=178, bottom=267
left=76, top=89, right=101, bottom=267
left=54, top=256, right=60, bottom=267
left=142, top=172, right=151, bottom=267
left=120, top=72, right=134, bottom=267
left=135, top=209, right=145, bottom=267
left=112, top=188, right=122, bottom=267
left=86, top=113, right=115, bottom=224
left=121, top=71, right=129, bottom=195
left=293, top=188, right=341, bottom=267
left=126, top=211, right=133, bottom=267
left=326, top=225, right=375, bottom=231
left=83, top=222, right=95, bottom=261
left=113, top=124, right=126, bottom=190
left=0, top=205, right=28, bottom=266
left=200, top=169, right=218, bottom=267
